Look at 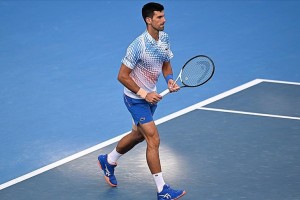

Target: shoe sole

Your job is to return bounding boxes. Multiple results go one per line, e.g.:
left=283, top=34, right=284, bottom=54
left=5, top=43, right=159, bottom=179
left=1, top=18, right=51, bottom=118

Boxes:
left=174, top=190, right=186, bottom=200
left=98, top=160, right=117, bottom=187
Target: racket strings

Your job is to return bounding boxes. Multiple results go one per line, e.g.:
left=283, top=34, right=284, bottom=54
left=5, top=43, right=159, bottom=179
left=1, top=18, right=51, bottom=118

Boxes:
left=181, top=57, right=214, bottom=87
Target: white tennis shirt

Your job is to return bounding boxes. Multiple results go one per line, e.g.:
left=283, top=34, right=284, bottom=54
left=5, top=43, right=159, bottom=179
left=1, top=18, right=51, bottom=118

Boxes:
left=121, top=30, right=173, bottom=99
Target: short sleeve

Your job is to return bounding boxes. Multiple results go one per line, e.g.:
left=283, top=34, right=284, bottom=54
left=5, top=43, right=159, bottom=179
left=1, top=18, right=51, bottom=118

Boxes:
left=121, top=40, right=141, bottom=69
left=164, top=42, right=173, bottom=62
left=161, top=32, right=173, bottom=62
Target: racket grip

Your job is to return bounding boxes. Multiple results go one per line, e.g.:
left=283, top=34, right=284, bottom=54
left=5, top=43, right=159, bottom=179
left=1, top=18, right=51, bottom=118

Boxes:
left=159, top=89, right=170, bottom=97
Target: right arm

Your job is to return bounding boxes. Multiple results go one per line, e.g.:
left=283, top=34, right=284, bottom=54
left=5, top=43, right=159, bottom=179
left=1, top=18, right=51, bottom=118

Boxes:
left=117, top=64, right=162, bottom=104
left=117, top=64, right=140, bottom=94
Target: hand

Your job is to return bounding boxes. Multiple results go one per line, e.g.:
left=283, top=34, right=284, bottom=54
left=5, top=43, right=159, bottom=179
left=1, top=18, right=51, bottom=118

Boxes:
left=168, top=79, right=180, bottom=93
left=145, top=92, right=162, bottom=104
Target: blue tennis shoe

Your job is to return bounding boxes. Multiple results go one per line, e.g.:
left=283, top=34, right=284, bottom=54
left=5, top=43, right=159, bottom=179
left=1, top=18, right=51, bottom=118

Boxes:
left=98, top=154, right=117, bottom=187
left=157, top=184, right=186, bottom=200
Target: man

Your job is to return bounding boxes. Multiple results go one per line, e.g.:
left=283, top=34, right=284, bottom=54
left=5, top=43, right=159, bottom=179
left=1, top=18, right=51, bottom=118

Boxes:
left=98, top=2, right=186, bottom=200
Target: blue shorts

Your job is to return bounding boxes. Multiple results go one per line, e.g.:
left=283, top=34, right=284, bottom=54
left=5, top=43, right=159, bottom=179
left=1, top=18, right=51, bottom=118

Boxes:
left=123, top=94, right=157, bottom=125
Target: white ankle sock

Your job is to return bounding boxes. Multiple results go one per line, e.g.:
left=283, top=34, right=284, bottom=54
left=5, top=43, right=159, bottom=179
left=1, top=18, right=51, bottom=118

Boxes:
left=107, top=148, right=122, bottom=165
left=153, top=172, right=166, bottom=193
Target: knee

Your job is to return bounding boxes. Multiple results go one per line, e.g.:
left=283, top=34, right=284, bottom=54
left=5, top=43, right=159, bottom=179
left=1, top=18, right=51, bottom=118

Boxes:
left=147, top=132, right=160, bottom=149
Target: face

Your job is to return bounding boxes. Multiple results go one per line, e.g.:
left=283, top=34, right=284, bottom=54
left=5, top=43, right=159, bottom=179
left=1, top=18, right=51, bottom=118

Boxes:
left=147, top=10, right=166, bottom=31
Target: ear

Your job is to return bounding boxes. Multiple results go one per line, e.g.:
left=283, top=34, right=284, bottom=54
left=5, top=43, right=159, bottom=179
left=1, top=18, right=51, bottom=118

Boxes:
left=145, top=17, right=152, bottom=25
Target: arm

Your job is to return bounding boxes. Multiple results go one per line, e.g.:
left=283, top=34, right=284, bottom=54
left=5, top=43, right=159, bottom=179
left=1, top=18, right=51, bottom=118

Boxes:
left=118, top=64, right=140, bottom=94
left=118, top=64, right=162, bottom=103
left=162, top=61, right=180, bottom=93
left=162, top=61, right=173, bottom=78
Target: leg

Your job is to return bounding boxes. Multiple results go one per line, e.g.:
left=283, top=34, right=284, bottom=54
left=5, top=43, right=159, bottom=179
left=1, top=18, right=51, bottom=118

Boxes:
left=137, top=121, right=186, bottom=200
left=137, top=121, right=161, bottom=174
left=97, top=125, right=144, bottom=187
left=116, top=125, right=145, bottom=154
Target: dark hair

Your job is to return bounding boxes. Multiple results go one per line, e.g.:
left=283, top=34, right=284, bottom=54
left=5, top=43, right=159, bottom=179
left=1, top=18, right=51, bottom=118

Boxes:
left=142, top=2, right=164, bottom=23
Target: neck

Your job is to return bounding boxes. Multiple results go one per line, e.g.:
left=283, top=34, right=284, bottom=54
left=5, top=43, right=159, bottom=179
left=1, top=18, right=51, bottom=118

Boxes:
left=147, top=26, right=159, bottom=41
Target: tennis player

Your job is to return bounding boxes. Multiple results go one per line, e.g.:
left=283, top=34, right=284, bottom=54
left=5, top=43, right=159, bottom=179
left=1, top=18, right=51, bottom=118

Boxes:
left=98, top=2, right=185, bottom=199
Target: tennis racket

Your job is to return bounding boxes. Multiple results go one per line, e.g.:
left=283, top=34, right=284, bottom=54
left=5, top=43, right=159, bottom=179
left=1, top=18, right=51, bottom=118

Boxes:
left=160, top=55, right=215, bottom=97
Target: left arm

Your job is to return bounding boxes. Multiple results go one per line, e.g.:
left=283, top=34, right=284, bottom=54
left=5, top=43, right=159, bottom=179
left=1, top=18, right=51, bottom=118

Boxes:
left=162, top=61, right=173, bottom=78
left=162, top=61, right=180, bottom=93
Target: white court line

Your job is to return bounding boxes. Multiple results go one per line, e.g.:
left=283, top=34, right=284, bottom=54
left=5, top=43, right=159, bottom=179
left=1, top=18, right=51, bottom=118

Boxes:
left=1, top=78, right=298, bottom=190
left=258, top=79, right=300, bottom=85
left=199, top=107, right=300, bottom=121
left=0, top=131, right=130, bottom=190
left=155, top=79, right=264, bottom=124
left=195, top=78, right=300, bottom=121
left=0, top=79, right=264, bottom=190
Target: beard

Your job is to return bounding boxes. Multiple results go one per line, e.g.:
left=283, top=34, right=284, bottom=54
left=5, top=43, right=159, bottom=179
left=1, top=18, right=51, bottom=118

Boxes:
left=152, top=24, right=165, bottom=31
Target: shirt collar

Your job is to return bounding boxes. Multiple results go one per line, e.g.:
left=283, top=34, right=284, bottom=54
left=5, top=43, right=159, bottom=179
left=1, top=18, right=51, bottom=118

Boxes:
left=145, top=30, right=161, bottom=45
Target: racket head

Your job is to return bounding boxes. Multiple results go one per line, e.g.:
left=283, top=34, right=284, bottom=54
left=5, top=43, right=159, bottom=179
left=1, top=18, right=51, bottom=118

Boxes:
left=180, top=55, right=215, bottom=87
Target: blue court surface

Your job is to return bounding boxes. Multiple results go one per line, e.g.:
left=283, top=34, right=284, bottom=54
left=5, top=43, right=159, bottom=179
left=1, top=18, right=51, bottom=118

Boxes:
left=1, top=0, right=300, bottom=199
left=0, top=79, right=300, bottom=199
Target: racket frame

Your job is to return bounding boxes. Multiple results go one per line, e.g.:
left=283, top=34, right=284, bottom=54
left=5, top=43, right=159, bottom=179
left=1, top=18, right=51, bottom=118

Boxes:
left=160, top=55, right=215, bottom=97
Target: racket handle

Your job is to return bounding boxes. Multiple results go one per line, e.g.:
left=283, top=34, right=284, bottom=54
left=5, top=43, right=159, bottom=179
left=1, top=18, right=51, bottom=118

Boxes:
left=159, top=89, right=170, bottom=97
